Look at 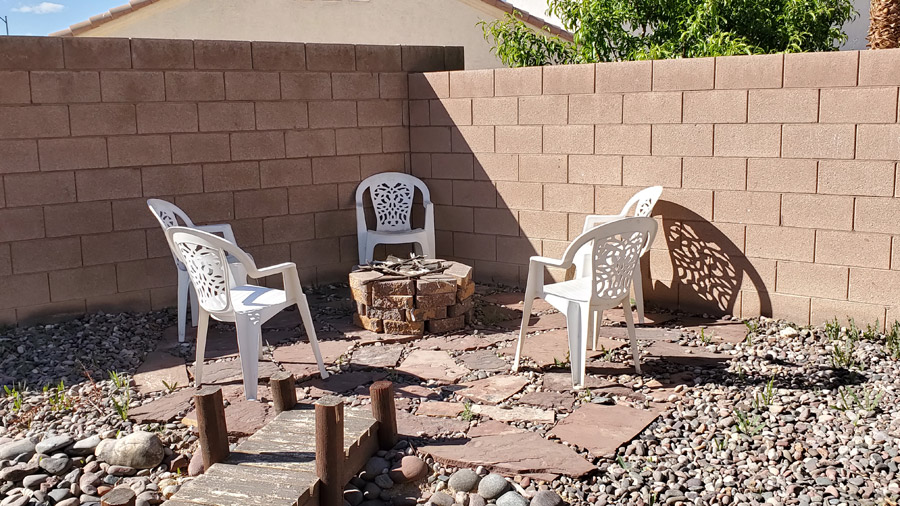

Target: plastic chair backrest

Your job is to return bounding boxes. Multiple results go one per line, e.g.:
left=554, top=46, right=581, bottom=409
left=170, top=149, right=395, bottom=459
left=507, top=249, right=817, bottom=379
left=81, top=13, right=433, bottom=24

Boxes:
left=563, top=218, right=657, bottom=303
left=620, top=186, right=663, bottom=218
left=167, top=227, right=235, bottom=314
left=147, top=199, right=197, bottom=230
left=356, top=172, right=431, bottom=232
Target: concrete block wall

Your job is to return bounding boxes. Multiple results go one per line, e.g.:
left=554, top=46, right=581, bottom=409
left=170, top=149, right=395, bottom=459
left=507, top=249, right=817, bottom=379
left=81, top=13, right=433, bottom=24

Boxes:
left=410, top=49, right=900, bottom=328
left=0, top=36, right=462, bottom=325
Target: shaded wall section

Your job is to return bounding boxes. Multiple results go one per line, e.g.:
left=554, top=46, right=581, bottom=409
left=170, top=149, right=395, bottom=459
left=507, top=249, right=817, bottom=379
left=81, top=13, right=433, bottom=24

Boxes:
left=0, top=36, right=462, bottom=325
left=410, top=50, right=900, bottom=328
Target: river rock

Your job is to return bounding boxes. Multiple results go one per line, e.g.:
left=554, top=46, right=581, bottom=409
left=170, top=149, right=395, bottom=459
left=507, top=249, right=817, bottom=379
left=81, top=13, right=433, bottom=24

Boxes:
left=531, top=490, right=565, bottom=506
left=389, top=456, right=428, bottom=484
left=496, top=491, right=528, bottom=506
left=0, top=439, right=35, bottom=460
left=68, top=436, right=101, bottom=456
left=429, top=491, right=454, bottom=506
left=188, top=451, right=204, bottom=476
left=448, top=469, right=480, bottom=492
left=95, top=439, right=117, bottom=463
left=0, top=462, right=38, bottom=481
left=107, top=432, right=165, bottom=469
left=38, top=456, right=71, bottom=476
left=477, top=474, right=509, bottom=500
left=22, top=473, right=49, bottom=489
left=35, top=435, right=74, bottom=455
left=363, top=456, right=390, bottom=480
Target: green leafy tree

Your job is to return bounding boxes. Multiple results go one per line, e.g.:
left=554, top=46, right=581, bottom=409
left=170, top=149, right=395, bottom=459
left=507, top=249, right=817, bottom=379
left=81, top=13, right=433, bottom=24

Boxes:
left=481, top=0, right=857, bottom=67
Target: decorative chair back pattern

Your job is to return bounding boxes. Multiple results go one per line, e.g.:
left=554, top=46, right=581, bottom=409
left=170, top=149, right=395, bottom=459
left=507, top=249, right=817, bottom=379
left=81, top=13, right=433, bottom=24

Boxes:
left=356, top=173, right=430, bottom=232
left=148, top=199, right=198, bottom=268
left=620, top=186, right=663, bottom=218
left=590, top=231, right=646, bottom=301
left=168, top=228, right=233, bottom=314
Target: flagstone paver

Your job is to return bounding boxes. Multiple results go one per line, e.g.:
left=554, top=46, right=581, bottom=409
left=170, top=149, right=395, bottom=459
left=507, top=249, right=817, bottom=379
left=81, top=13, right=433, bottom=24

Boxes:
left=481, top=292, right=554, bottom=313
left=298, top=370, right=387, bottom=398
left=471, top=404, right=554, bottom=423
left=497, top=329, right=624, bottom=368
left=351, top=344, right=404, bottom=368
left=601, top=308, right=675, bottom=326
left=517, top=391, right=576, bottom=411
left=499, top=313, right=567, bottom=332
left=130, top=388, right=195, bottom=424
left=183, top=385, right=275, bottom=436
left=273, top=339, right=353, bottom=378
left=413, top=333, right=514, bottom=352
left=188, top=359, right=282, bottom=385
left=458, top=375, right=528, bottom=404
left=548, top=403, right=660, bottom=458
left=682, top=319, right=749, bottom=344
left=396, top=384, right=441, bottom=400
left=595, top=326, right=682, bottom=341
left=421, top=430, right=595, bottom=478
left=458, top=350, right=508, bottom=372
left=466, top=420, right=522, bottom=438
left=645, top=340, right=728, bottom=366
left=133, top=351, right=190, bottom=394
left=415, top=401, right=465, bottom=418
left=396, top=350, right=469, bottom=384
left=542, top=372, right=608, bottom=391
left=397, top=411, right=469, bottom=437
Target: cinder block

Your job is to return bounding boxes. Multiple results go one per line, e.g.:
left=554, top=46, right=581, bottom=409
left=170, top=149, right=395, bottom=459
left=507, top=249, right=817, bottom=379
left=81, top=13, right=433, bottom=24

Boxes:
left=859, top=48, right=900, bottom=86
left=75, top=168, right=142, bottom=202
left=203, top=161, right=260, bottom=192
left=747, top=89, right=818, bottom=123
left=261, top=214, right=315, bottom=244
left=518, top=211, right=567, bottom=240
left=855, top=197, right=900, bottom=235
left=0, top=273, right=50, bottom=311
left=816, top=230, right=892, bottom=269
left=473, top=208, right=519, bottom=236
left=333, top=72, right=379, bottom=100
left=747, top=158, right=816, bottom=193
left=449, top=69, right=493, bottom=97
left=285, top=129, right=336, bottom=158
left=496, top=181, right=542, bottom=211
left=595, top=125, right=650, bottom=155
left=309, top=101, right=357, bottom=128
left=251, top=41, right=306, bottom=70
left=783, top=50, right=858, bottom=88
left=451, top=126, right=494, bottom=153
left=0, top=207, right=44, bottom=242
left=452, top=180, right=496, bottom=207
left=651, top=124, right=712, bottom=156
left=136, top=102, right=197, bottom=134
left=652, top=57, right=714, bottom=90
left=109, top=135, right=172, bottom=167
left=849, top=268, right=900, bottom=306
left=818, top=160, right=895, bottom=197
left=408, top=72, right=449, bottom=99
left=234, top=188, right=288, bottom=219
left=430, top=98, right=472, bottom=126
left=12, top=237, right=82, bottom=274
left=543, top=125, right=593, bottom=154
left=857, top=125, right=900, bottom=160
left=568, top=94, right=622, bottom=124
left=358, top=100, right=404, bottom=127
left=31, top=71, right=100, bottom=103
left=379, top=72, right=408, bottom=99
left=63, top=37, right=131, bottom=69
left=164, top=71, right=225, bottom=101
left=782, top=124, right=855, bottom=160
left=745, top=225, right=814, bottom=261
left=683, top=90, right=747, bottom=123
left=819, top=87, right=898, bottom=123
left=596, top=60, right=651, bottom=92
left=519, top=154, right=566, bottom=183
left=776, top=261, right=848, bottom=300
left=473, top=97, right=517, bottom=125
left=38, top=137, right=107, bottom=171
left=306, top=43, right=356, bottom=71
left=336, top=128, right=382, bottom=156
left=781, top=194, right=854, bottom=231
left=198, top=102, right=255, bottom=132
left=102, top=71, right=165, bottom=102
left=113, top=197, right=176, bottom=230
left=0, top=105, right=69, bottom=139
left=715, top=53, right=783, bottom=89
left=623, top=156, right=682, bottom=187
left=682, top=157, right=746, bottom=190
left=543, top=183, right=594, bottom=213
left=355, top=45, right=402, bottom=72
left=494, top=67, right=541, bottom=96
left=401, top=46, right=445, bottom=72
left=0, top=140, right=38, bottom=173
left=0, top=71, right=31, bottom=104
left=141, top=164, right=203, bottom=196
left=568, top=155, right=622, bottom=185
left=810, top=298, right=887, bottom=330
left=131, top=39, right=194, bottom=69
left=261, top=158, right=312, bottom=188
left=0, top=36, right=63, bottom=70
left=281, top=72, right=332, bottom=100
left=426, top=315, right=465, bottom=334
left=519, top=96, right=567, bottom=125
left=543, top=63, right=594, bottom=95
left=713, top=190, right=779, bottom=225
left=623, top=92, right=681, bottom=124
left=714, top=124, right=780, bottom=157
left=82, top=230, right=147, bottom=266
left=453, top=232, right=497, bottom=261
left=224, top=71, right=280, bottom=100
left=194, top=40, right=252, bottom=69
left=49, top=264, right=117, bottom=302
left=5, top=172, right=75, bottom=207
left=312, top=155, right=361, bottom=184
left=495, top=126, right=542, bottom=154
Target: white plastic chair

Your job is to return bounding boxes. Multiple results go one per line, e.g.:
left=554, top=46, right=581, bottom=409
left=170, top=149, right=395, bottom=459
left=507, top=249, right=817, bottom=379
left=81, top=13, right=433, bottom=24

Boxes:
left=574, top=186, right=662, bottom=331
left=166, top=226, right=329, bottom=401
left=148, top=199, right=247, bottom=343
left=355, top=172, right=435, bottom=264
left=514, top=217, right=658, bottom=388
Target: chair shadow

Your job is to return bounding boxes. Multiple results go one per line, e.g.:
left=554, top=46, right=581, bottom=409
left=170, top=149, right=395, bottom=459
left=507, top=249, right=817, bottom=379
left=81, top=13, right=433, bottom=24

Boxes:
left=649, top=203, right=772, bottom=318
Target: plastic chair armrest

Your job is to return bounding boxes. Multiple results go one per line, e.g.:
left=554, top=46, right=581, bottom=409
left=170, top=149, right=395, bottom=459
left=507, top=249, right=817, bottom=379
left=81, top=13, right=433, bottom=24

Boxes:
left=252, top=262, right=297, bottom=279
left=529, top=256, right=568, bottom=269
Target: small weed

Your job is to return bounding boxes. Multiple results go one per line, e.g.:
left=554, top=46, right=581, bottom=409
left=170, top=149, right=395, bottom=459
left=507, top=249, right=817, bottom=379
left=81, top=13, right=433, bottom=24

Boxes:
left=644, top=491, right=658, bottom=506
left=3, top=384, right=23, bottom=412
left=824, top=318, right=842, bottom=342
left=863, top=320, right=880, bottom=342
left=886, top=321, right=900, bottom=360
left=161, top=380, right=180, bottom=393
left=460, top=401, right=475, bottom=422
left=830, top=338, right=858, bottom=369
left=615, top=455, right=630, bottom=470
left=44, top=380, right=72, bottom=412
left=713, top=438, right=726, bottom=451
left=831, top=385, right=883, bottom=413
left=108, top=371, right=131, bottom=421
left=744, top=319, right=758, bottom=334
left=734, top=410, right=764, bottom=436
left=553, top=351, right=570, bottom=368
left=752, top=378, right=776, bottom=409
left=108, top=370, right=128, bottom=389
left=699, top=328, right=712, bottom=345
left=578, top=389, right=592, bottom=403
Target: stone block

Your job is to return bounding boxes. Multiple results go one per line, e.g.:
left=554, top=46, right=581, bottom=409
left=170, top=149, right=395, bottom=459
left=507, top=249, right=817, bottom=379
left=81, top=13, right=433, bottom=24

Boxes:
left=427, top=316, right=466, bottom=334
left=384, top=319, right=425, bottom=335
left=409, top=306, right=448, bottom=322
left=447, top=297, right=474, bottom=318
left=373, top=295, right=414, bottom=310
left=372, top=279, right=414, bottom=297
left=367, top=308, right=406, bottom=321
left=416, top=275, right=457, bottom=295
left=349, top=270, right=383, bottom=289
left=444, top=262, right=473, bottom=286
left=354, top=313, right=383, bottom=333
left=457, top=282, right=475, bottom=301
left=352, top=287, right=372, bottom=306
left=416, top=292, right=456, bottom=309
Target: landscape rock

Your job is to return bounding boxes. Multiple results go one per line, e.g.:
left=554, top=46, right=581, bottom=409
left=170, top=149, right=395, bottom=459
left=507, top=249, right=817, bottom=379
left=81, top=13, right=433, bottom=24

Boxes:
left=389, top=456, right=428, bottom=484
left=35, top=435, right=73, bottom=455
left=0, top=439, right=35, bottom=461
left=38, top=456, right=71, bottom=476
left=68, top=436, right=101, bottom=456
left=477, top=474, right=509, bottom=500
left=106, top=432, right=165, bottom=469
left=448, top=469, right=480, bottom=493
left=496, top=491, right=528, bottom=506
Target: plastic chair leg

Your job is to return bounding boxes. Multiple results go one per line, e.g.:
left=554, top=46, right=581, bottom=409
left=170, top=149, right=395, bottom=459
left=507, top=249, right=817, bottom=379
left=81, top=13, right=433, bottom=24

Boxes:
left=177, top=271, right=189, bottom=343
left=364, top=239, right=377, bottom=265
left=194, top=309, right=210, bottom=387
left=235, top=316, right=260, bottom=401
left=565, top=301, right=585, bottom=389
left=189, top=284, right=199, bottom=328
left=623, top=301, right=642, bottom=375
left=298, top=296, right=329, bottom=379
left=513, top=285, right=537, bottom=372
left=633, top=272, right=646, bottom=324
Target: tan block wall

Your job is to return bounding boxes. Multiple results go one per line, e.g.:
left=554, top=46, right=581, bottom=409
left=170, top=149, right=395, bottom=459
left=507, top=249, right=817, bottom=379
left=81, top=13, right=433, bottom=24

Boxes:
left=0, top=36, right=461, bottom=325
left=411, top=50, right=900, bottom=329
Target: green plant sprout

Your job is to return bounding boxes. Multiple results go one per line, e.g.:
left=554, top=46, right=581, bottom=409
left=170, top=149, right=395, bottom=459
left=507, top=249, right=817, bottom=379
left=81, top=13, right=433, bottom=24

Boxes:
left=752, top=378, right=776, bottom=409
left=3, top=384, right=23, bottom=412
left=734, top=410, right=764, bottom=436
left=831, top=385, right=884, bottom=413
left=460, top=401, right=475, bottom=421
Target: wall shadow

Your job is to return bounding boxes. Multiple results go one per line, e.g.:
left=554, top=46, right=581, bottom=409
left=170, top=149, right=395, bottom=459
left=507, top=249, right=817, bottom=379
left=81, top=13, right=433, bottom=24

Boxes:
left=649, top=202, right=771, bottom=318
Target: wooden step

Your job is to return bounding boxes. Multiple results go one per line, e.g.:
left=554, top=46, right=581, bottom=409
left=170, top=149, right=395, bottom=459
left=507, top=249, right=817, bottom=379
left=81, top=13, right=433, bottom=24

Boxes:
left=162, top=404, right=379, bottom=506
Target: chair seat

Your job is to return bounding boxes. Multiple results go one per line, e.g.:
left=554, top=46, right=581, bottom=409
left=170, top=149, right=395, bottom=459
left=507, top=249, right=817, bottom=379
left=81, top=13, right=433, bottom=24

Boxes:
left=231, top=285, right=290, bottom=314
left=368, top=228, right=426, bottom=238
left=543, top=278, right=592, bottom=303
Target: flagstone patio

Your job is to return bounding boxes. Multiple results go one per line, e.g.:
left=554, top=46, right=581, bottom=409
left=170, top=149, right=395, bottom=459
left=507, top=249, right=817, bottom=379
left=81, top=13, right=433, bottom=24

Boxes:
left=126, top=284, right=745, bottom=481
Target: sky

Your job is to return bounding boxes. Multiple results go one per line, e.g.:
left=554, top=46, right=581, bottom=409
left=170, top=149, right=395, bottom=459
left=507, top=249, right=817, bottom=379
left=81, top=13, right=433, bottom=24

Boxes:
left=0, top=0, right=561, bottom=37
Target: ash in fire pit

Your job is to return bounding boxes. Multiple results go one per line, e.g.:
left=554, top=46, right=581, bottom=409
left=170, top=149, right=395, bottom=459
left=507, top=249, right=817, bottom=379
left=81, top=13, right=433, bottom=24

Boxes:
left=350, top=256, right=474, bottom=336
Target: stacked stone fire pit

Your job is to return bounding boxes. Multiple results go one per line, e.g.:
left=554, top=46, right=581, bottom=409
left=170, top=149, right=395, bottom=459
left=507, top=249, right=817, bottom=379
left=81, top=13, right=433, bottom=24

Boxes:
left=350, top=258, right=474, bottom=336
